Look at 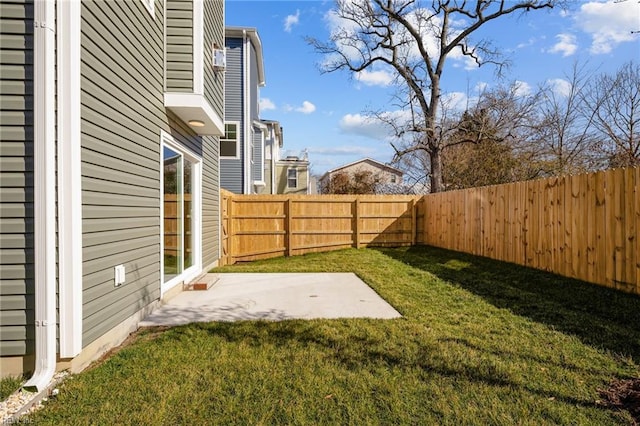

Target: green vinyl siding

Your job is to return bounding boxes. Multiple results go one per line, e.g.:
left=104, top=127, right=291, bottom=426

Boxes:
left=1, top=0, right=222, bottom=366
left=203, top=0, right=224, bottom=118
left=202, top=134, right=220, bottom=266
left=80, top=0, right=163, bottom=347
left=202, top=0, right=223, bottom=264
left=165, top=0, right=193, bottom=91
left=80, top=0, right=221, bottom=348
left=0, top=0, right=34, bottom=358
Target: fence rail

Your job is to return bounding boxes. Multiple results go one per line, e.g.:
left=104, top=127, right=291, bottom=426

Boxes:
left=220, top=190, right=423, bottom=265
left=422, top=167, right=639, bottom=294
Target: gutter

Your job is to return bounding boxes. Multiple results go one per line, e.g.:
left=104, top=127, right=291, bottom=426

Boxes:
left=24, top=0, right=57, bottom=392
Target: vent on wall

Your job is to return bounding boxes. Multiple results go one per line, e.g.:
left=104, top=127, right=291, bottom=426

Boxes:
left=213, top=48, right=226, bottom=71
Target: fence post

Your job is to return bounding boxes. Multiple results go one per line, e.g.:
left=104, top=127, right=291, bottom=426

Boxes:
left=226, top=194, right=233, bottom=265
left=410, top=198, right=416, bottom=245
left=353, top=197, right=360, bottom=249
left=285, top=198, right=293, bottom=257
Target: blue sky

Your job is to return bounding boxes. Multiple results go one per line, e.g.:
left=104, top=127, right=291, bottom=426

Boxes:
left=225, top=0, right=640, bottom=176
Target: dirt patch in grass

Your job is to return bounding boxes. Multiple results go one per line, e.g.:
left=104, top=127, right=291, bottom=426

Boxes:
left=599, top=377, right=640, bottom=424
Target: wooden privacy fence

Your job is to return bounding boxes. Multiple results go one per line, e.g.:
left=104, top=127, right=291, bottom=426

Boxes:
left=220, top=167, right=638, bottom=295
left=422, top=167, right=639, bottom=294
left=220, top=190, right=424, bottom=265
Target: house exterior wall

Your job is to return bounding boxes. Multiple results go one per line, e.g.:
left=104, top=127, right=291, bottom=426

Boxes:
left=80, top=0, right=166, bottom=346
left=0, top=0, right=35, bottom=364
left=319, top=159, right=404, bottom=192
left=165, top=0, right=193, bottom=92
left=220, top=36, right=243, bottom=194
left=80, top=0, right=223, bottom=347
left=1, top=0, right=224, bottom=378
left=201, top=0, right=223, bottom=268
left=221, top=28, right=264, bottom=195
left=336, top=161, right=402, bottom=184
left=251, top=126, right=263, bottom=185
left=276, top=161, right=310, bottom=195
left=203, top=0, right=224, bottom=121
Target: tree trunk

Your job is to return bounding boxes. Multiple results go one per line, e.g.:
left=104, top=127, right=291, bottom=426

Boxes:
left=429, top=149, right=445, bottom=193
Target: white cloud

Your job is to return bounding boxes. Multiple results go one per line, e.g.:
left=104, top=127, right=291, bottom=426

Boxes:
left=339, top=113, right=389, bottom=139
left=284, top=9, right=300, bottom=33
left=575, top=1, right=639, bottom=54
left=440, top=91, right=469, bottom=112
left=474, top=81, right=489, bottom=94
left=308, top=146, right=372, bottom=156
left=259, top=97, right=276, bottom=111
left=517, top=37, right=538, bottom=49
left=547, top=78, right=572, bottom=98
left=514, top=80, right=532, bottom=97
left=296, top=101, right=316, bottom=114
left=548, top=33, right=577, bottom=57
left=355, top=69, right=394, bottom=87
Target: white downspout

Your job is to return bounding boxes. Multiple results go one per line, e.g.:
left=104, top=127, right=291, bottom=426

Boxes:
left=24, top=0, right=57, bottom=392
left=243, top=30, right=251, bottom=194
left=271, top=146, right=276, bottom=194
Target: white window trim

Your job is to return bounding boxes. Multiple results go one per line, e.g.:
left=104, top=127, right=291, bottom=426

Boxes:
left=160, top=131, right=203, bottom=297
left=288, top=168, right=298, bottom=189
left=220, top=121, right=240, bottom=159
left=141, top=0, right=154, bottom=17
left=57, top=0, right=82, bottom=358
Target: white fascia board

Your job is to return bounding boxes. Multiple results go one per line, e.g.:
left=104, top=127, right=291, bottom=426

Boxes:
left=57, top=0, right=82, bottom=358
left=164, top=92, right=224, bottom=136
left=192, top=0, right=204, bottom=94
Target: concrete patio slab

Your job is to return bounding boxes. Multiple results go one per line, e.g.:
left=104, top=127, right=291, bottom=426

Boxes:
left=139, top=273, right=401, bottom=326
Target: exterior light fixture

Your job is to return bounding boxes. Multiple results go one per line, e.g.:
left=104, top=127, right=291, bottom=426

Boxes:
left=188, top=120, right=205, bottom=127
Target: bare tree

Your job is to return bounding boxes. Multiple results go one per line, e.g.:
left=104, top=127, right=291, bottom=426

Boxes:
left=532, top=62, right=600, bottom=174
left=309, top=0, right=562, bottom=192
left=585, top=61, right=640, bottom=168
left=441, top=82, right=544, bottom=188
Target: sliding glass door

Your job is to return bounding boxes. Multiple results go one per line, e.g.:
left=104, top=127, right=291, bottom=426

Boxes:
left=162, top=135, right=200, bottom=290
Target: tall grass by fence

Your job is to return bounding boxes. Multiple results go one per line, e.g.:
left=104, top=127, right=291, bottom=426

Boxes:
left=423, top=167, right=639, bottom=294
left=220, top=190, right=423, bottom=264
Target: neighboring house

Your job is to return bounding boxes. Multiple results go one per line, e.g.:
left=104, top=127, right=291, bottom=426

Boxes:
left=220, top=27, right=266, bottom=194
left=259, top=119, right=283, bottom=194
left=275, top=155, right=311, bottom=195
left=319, top=158, right=404, bottom=193
left=257, top=120, right=312, bottom=195
left=0, top=0, right=224, bottom=387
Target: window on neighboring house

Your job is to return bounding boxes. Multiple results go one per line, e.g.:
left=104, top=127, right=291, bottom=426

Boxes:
left=391, top=175, right=397, bottom=183
left=221, top=122, right=239, bottom=158
left=287, top=168, right=298, bottom=188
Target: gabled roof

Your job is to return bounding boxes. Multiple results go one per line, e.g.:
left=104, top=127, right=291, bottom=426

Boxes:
left=225, top=27, right=265, bottom=87
left=320, top=158, right=403, bottom=181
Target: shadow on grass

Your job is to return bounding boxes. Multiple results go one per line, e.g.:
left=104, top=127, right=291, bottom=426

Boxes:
left=376, top=245, right=640, bottom=363
left=150, top=319, right=604, bottom=412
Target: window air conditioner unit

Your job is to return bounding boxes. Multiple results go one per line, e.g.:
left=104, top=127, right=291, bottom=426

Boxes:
left=213, top=48, right=226, bottom=70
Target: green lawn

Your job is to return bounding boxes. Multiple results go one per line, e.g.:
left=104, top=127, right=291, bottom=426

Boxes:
left=21, top=246, right=639, bottom=424
left=0, top=375, right=23, bottom=400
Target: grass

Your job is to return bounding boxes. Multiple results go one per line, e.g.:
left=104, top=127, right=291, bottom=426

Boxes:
left=20, top=246, right=640, bottom=425
left=0, top=376, right=23, bottom=400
